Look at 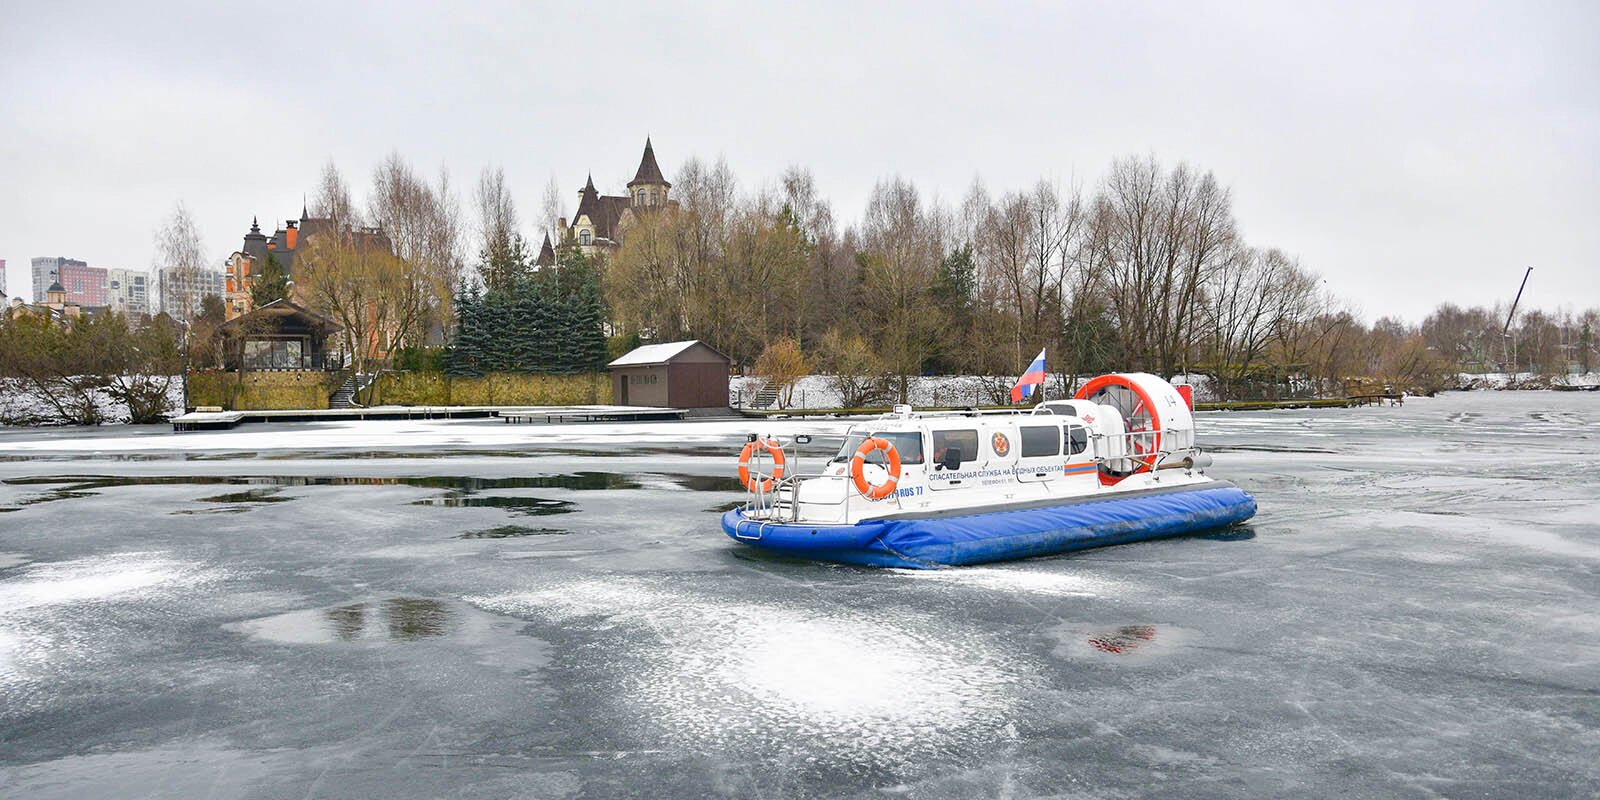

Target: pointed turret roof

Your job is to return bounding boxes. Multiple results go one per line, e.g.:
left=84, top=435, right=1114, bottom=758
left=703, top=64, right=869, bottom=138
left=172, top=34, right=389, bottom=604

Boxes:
left=535, top=232, right=556, bottom=267
left=627, top=138, right=669, bottom=188
left=574, top=173, right=602, bottom=225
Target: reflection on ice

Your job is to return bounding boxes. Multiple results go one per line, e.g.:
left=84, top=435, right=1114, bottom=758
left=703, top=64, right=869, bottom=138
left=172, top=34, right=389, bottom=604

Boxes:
left=228, top=598, right=453, bottom=644
left=1088, top=625, right=1158, bottom=654
left=468, top=577, right=1024, bottom=764
left=456, top=525, right=569, bottom=539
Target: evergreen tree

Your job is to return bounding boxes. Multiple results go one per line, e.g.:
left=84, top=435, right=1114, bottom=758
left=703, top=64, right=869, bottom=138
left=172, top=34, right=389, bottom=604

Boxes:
left=250, top=252, right=291, bottom=309
left=446, top=240, right=613, bottom=377
left=1582, top=322, right=1593, bottom=374
left=572, top=266, right=610, bottom=371
left=446, top=279, right=488, bottom=376
left=478, top=233, right=532, bottom=293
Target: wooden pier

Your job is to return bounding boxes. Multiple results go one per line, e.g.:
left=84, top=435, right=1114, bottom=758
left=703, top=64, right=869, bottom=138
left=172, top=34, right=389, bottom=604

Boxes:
left=171, top=405, right=683, bottom=431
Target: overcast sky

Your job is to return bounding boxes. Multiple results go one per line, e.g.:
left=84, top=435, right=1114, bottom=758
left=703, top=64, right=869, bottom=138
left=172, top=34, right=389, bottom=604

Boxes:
left=2, top=1, right=1595, bottom=320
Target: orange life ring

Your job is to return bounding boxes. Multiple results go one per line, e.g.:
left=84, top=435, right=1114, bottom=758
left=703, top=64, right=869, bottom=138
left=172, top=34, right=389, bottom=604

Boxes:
left=737, top=437, right=786, bottom=493
left=850, top=437, right=902, bottom=501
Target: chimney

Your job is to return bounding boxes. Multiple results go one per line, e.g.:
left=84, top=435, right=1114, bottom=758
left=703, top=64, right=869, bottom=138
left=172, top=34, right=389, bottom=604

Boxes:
left=558, top=217, right=568, bottom=231
left=285, top=220, right=299, bottom=250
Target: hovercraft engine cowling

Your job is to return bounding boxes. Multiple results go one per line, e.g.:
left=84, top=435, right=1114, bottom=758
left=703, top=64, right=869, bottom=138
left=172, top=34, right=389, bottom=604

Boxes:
left=1041, top=372, right=1197, bottom=482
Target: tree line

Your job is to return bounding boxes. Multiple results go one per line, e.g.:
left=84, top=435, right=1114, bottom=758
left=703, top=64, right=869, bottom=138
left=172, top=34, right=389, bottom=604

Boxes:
left=598, top=153, right=1596, bottom=402
left=11, top=146, right=1590, bottom=425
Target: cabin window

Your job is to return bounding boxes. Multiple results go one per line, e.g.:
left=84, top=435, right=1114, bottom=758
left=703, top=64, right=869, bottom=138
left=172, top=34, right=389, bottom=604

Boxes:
left=1063, top=424, right=1089, bottom=456
left=1020, top=425, right=1061, bottom=457
left=930, top=430, right=978, bottom=464
left=832, top=431, right=924, bottom=465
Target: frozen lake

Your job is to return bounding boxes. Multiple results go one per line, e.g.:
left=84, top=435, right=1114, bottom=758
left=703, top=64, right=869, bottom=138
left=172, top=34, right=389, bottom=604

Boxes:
left=1, top=392, right=1596, bottom=798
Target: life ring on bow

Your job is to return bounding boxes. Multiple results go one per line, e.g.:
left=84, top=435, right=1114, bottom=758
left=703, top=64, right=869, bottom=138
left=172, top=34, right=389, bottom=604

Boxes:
left=850, top=437, right=902, bottom=501
left=737, top=437, right=786, bottom=493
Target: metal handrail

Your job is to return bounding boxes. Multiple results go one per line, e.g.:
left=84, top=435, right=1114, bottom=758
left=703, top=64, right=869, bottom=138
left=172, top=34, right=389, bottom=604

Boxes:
left=737, top=427, right=1206, bottom=527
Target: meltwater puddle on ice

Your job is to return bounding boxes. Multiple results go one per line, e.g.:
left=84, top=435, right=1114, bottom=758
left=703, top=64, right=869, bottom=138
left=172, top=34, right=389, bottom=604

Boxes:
left=468, top=577, right=1026, bottom=765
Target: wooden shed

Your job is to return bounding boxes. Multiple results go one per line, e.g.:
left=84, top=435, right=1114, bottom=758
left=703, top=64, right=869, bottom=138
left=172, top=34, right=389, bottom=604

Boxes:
left=608, top=340, right=731, bottom=409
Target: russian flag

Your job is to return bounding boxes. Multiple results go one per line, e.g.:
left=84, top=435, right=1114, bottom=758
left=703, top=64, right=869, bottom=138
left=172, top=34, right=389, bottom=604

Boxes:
left=1010, top=349, right=1047, bottom=403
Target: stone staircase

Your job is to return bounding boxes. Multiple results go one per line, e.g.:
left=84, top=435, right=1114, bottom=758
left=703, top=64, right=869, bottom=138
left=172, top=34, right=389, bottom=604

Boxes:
left=329, top=377, right=358, bottom=409
left=747, top=383, right=779, bottom=409
left=328, top=373, right=375, bottom=409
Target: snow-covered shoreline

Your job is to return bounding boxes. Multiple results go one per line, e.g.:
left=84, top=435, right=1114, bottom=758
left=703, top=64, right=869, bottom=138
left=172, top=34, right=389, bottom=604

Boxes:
left=3, top=370, right=1593, bottom=429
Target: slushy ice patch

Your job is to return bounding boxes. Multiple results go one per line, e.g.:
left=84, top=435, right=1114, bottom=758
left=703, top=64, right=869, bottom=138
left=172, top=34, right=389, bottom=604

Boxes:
left=468, top=578, right=1025, bottom=765
left=0, top=552, right=213, bottom=611
left=0, top=553, right=220, bottom=712
left=889, top=565, right=1120, bottom=597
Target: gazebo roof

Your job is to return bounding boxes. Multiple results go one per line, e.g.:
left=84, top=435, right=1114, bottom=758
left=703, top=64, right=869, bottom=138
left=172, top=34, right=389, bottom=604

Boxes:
left=219, top=298, right=339, bottom=335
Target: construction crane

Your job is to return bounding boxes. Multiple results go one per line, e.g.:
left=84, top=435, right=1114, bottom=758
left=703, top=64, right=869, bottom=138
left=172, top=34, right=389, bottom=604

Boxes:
left=1501, top=267, right=1532, bottom=374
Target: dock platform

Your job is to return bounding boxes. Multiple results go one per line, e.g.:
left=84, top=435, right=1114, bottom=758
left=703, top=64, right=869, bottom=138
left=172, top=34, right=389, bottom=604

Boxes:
left=170, top=405, right=686, bottom=431
left=499, top=406, right=686, bottom=424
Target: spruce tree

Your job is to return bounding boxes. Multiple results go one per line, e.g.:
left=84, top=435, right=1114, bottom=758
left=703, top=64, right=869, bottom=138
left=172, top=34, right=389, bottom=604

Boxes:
left=446, top=280, right=487, bottom=376
left=250, top=252, right=291, bottom=309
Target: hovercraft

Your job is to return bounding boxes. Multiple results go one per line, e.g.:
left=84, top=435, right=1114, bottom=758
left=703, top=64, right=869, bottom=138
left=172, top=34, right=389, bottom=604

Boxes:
left=720, top=373, right=1256, bottom=568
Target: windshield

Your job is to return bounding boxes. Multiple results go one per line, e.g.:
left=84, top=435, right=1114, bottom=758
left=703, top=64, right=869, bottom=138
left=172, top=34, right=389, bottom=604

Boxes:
left=831, top=431, right=925, bottom=465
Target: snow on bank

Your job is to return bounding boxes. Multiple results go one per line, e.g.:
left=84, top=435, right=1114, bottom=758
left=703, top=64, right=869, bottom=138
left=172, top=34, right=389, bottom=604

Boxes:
left=0, top=377, right=184, bottom=426
left=1457, top=371, right=1600, bottom=390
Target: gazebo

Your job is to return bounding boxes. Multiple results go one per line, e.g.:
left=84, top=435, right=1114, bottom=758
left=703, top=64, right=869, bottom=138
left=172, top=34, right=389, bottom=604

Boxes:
left=217, top=298, right=341, bottom=371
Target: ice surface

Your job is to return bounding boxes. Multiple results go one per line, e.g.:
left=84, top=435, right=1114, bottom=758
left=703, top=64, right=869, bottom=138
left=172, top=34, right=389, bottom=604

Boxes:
left=889, top=564, right=1119, bottom=597
left=469, top=577, right=1022, bottom=765
left=1, top=391, right=1598, bottom=797
left=0, top=552, right=204, bottom=610
left=0, top=416, right=855, bottom=454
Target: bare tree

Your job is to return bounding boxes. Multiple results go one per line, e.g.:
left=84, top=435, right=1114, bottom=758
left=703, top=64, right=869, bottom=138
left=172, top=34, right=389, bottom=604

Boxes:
left=858, top=176, right=945, bottom=400
left=311, top=161, right=360, bottom=229
left=369, top=153, right=462, bottom=343
left=540, top=174, right=565, bottom=246
left=1200, top=247, right=1318, bottom=399
left=1088, top=156, right=1235, bottom=375
left=153, top=201, right=210, bottom=324
left=475, top=166, right=519, bottom=256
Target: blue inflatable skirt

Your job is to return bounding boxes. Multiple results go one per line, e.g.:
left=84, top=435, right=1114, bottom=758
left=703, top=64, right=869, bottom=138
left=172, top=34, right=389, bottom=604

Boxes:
left=721, top=482, right=1256, bottom=569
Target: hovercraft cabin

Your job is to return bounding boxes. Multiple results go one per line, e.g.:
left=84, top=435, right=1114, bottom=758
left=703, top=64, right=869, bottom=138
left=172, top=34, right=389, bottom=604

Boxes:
left=608, top=340, right=731, bottom=409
